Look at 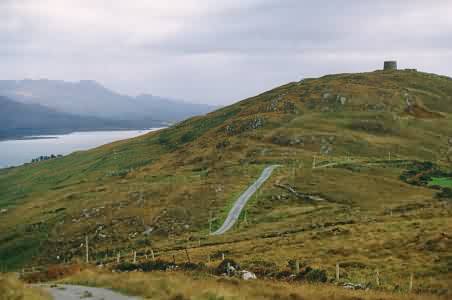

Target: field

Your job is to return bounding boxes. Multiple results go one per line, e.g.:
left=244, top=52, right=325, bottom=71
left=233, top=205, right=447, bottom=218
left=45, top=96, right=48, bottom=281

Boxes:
left=59, top=269, right=449, bottom=300
left=0, top=70, right=451, bottom=297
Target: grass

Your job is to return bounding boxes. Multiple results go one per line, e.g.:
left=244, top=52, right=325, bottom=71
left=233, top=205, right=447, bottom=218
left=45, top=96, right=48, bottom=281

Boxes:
left=429, top=177, right=452, bottom=188
left=60, top=269, right=447, bottom=300
left=0, top=273, right=50, bottom=300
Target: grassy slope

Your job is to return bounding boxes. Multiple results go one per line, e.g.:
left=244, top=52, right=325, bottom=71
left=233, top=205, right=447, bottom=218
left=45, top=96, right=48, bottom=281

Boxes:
left=0, top=70, right=451, bottom=294
left=62, top=269, right=445, bottom=300
left=0, top=274, right=50, bottom=300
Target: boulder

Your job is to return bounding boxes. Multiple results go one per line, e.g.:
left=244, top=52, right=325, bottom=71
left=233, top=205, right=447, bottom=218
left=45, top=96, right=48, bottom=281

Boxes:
left=342, top=282, right=369, bottom=290
left=240, top=270, right=257, bottom=280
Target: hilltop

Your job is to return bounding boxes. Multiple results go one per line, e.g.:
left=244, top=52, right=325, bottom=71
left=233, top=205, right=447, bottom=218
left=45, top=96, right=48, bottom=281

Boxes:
left=0, top=69, right=451, bottom=295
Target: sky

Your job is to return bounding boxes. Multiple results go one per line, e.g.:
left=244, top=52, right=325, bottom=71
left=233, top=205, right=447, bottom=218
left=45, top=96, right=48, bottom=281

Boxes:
left=2, top=0, right=452, bottom=105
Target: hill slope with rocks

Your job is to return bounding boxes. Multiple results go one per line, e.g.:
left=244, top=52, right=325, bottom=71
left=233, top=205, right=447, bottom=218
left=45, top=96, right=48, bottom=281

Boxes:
left=1, top=69, right=451, bottom=295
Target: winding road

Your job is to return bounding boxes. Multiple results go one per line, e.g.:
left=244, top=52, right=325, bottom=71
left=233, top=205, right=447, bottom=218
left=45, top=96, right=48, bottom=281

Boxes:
left=211, top=165, right=279, bottom=235
left=40, top=284, right=140, bottom=300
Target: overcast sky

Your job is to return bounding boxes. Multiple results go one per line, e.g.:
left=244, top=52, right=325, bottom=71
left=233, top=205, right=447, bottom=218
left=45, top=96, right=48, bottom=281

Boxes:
left=2, top=0, right=452, bottom=105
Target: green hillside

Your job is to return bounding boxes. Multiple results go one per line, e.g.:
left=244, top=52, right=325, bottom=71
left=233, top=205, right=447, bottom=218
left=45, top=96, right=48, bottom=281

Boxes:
left=1, top=69, right=451, bottom=294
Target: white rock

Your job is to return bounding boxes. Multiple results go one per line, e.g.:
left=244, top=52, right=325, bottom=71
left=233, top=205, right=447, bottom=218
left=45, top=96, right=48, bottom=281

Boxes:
left=240, top=270, right=257, bottom=280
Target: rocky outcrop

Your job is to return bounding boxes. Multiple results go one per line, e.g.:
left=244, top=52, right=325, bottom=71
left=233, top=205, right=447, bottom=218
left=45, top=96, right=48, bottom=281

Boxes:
left=225, top=117, right=264, bottom=135
left=271, top=134, right=335, bottom=154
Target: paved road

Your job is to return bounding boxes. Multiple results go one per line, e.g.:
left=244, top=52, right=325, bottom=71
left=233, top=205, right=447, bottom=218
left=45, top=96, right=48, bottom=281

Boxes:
left=211, top=165, right=279, bottom=235
left=40, top=284, right=140, bottom=300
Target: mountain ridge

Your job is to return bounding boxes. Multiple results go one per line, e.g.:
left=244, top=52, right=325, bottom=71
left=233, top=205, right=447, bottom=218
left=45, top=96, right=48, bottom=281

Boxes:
left=0, top=96, right=163, bottom=140
left=0, top=79, right=217, bottom=121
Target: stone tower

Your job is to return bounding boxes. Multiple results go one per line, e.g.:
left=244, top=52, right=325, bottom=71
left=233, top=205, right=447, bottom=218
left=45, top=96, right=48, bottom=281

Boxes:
left=384, top=61, right=397, bottom=71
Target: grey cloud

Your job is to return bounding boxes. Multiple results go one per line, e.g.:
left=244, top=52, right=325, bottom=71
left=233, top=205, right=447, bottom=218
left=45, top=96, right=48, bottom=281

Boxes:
left=1, top=0, right=452, bottom=105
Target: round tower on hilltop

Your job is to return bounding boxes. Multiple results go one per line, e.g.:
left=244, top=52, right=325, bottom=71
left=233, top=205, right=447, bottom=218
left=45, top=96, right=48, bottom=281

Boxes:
left=384, top=61, right=397, bottom=71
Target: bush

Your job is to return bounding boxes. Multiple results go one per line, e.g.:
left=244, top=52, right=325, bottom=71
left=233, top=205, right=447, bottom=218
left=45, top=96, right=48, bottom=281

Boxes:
left=22, top=264, right=81, bottom=283
left=116, top=260, right=204, bottom=273
left=179, top=262, right=206, bottom=271
left=116, top=262, right=138, bottom=272
left=244, top=260, right=278, bottom=277
left=305, top=268, right=328, bottom=283
left=349, top=120, right=395, bottom=134
left=437, top=188, right=452, bottom=200
left=216, top=259, right=240, bottom=275
left=295, top=267, right=328, bottom=283
left=275, top=270, right=293, bottom=280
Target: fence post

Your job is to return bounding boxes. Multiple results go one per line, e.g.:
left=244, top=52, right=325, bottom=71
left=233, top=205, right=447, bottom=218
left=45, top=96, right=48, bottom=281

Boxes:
left=376, top=269, right=380, bottom=287
left=222, top=253, right=225, bottom=261
left=151, top=249, right=155, bottom=261
left=209, top=211, right=212, bottom=235
left=227, top=262, right=231, bottom=277
left=409, top=273, right=414, bottom=292
left=85, top=235, right=89, bottom=264
left=295, top=260, right=300, bottom=274
left=133, top=251, right=137, bottom=263
left=336, top=263, right=340, bottom=281
left=185, top=248, right=191, bottom=263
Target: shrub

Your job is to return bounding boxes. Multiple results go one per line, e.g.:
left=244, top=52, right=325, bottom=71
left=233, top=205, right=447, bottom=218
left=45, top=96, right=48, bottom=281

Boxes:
left=295, top=267, right=328, bottom=283
left=244, top=260, right=278, bottom=277
left=216, top=259, right=240, bottom=275
left=304, top=268, right=328, bottom=283
left=349, top=120, right=396, bottom=134
left=116, top=262, right=138, bottom=272
left=22, top=264, right=81, bottom=283
left=179, top=262, right=206, bottom=271
left=46, top=264, right=81, bottom=280
left=437, top=188, right=452, bottom=200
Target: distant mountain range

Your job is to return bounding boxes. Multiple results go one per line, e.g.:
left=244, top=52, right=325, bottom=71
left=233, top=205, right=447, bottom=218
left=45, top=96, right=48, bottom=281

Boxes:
left=0, top=96, right=161, bottom=140
left=0, top=79, right=217, bottom=139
